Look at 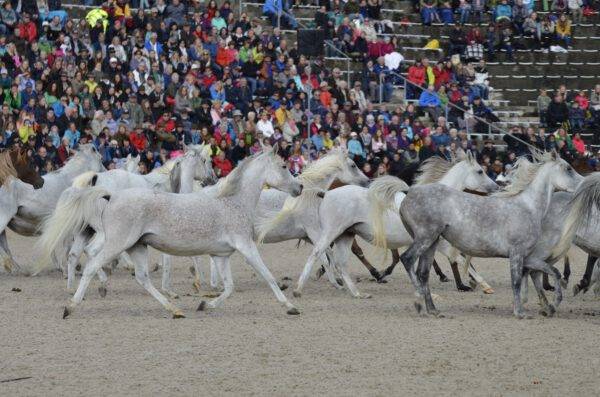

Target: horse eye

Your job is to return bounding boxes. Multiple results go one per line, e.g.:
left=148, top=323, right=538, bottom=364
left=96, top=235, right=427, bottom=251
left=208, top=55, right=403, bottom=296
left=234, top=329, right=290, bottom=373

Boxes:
left=351, top=164, right=356, bottom=168
left=478, top=170, right=483, bottom=174
left=281, top=165, right=287, bottom=169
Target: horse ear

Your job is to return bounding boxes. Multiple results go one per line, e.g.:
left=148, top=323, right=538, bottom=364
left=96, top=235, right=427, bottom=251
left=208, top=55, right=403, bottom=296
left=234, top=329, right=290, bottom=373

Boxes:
left=126, top=153, right=132, bottom=160
left=466, top=150, right=474, bottom=163
left=182, top=143, right=188, bottom=152
left=550, top=149, right=559, bottom=160
left=271, top=143, right=280, bottom=155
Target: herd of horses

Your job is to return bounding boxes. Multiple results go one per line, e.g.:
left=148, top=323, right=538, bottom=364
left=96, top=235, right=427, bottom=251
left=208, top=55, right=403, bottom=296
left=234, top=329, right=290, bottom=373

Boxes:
left=1, top=144, right=600, bottom=319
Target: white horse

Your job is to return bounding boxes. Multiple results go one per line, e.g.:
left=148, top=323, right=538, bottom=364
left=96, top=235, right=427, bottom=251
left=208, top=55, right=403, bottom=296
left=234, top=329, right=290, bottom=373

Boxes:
left=0, top=144, right=105, bottom=272
left=57, top=146, right=217, bottom=292
left=38, top=147, right=304, bottom=318
left=123, top=154, right=141, bottom=173
left=165, top=148, right=370, bottom=294
left=291, top=154, right=499, bottom=299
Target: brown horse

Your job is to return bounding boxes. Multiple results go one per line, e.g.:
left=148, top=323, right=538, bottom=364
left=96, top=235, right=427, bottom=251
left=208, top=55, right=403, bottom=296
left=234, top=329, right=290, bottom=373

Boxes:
left=0, top=147, right=44, bottom=189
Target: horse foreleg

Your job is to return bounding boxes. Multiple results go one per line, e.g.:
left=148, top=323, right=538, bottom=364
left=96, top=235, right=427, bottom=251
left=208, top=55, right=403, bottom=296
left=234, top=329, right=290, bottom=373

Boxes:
left=574, top=255, right=598, bottom=296
left=350, top=238, right=382, bottom=281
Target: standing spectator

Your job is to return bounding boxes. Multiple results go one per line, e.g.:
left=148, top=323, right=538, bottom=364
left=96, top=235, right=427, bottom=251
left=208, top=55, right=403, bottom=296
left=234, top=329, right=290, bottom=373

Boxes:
left=537, top=88, right=551, bottom=126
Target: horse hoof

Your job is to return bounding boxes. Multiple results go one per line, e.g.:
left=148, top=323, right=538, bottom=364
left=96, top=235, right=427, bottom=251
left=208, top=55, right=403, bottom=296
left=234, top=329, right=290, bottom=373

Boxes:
left=189, top=265, right=196, bottom=275
left=439, top=275, right=450, bottom=283
left=560, top=279, right=568, bottom=288
left=3, top=257, right=13, bottom=272
left=172, top=310, right=186, bottom=319
left=543, top=284, right=555, bottom=292
left=192, top=281, right=201, bottom=293
left=292, top=290, right=302, bottom=298
left=196, top=301, right=207, bottom=311
left=539, top=305, right=556, bottom=317
left=483, top=287, right=495, bottom=294
left=278, top=283, right=289, bottom=291
left=62, top=306, right=71, bottom=319
left=573, top=285, right=581, bottom=296
left=98, top=286, right=107, bottom=298
left=358, top=293, right=372, bottom=299
left=413, top=301, right=423, bottom=313
left=457, top=285, right=473, bottom=292
left=376, top=278, right=388, bottom=284
left=286, top=307, right=300, bottom=315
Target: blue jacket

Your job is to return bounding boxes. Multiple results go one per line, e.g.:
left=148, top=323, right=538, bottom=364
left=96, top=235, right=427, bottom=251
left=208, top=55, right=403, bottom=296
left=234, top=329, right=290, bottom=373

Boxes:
left=348, top=139, right=365, bottom=158
left=431, top=133, right=450, bottom=147
left=419, top=90, right=441, bottom=107
left=263, top=0, right=282, bottom=14
left=144, top=40, right=163, bottom=57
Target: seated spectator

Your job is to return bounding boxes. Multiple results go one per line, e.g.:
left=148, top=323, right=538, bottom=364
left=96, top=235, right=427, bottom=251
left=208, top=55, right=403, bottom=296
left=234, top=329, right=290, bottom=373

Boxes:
left=449, top=24, right=468, bottom=57
left=552, top=0, right=568, bottom=13
left=512, top=0, right=530, bottom=34
left=555, top=14, right=572, bottom=48
left=458, top=0, right=472, bottom=24
left=539, top=17, right=555, bottom=52
left=499, top=27, right=515, bottom=61
left=569, top=101, right=585, bottom=132
left=419, top=85, right=442, bottom=121
left=494, top=0, right=513, bottom=22
left=569, top=0, right=583, bottom=24
left=439, top=2, right=455, bottom=24
left=420, top=0, right=440, bottom=25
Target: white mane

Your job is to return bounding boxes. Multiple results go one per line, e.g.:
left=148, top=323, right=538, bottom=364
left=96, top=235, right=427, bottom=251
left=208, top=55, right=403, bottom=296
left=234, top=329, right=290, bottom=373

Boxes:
left=493, top=152, right=554, bottom=197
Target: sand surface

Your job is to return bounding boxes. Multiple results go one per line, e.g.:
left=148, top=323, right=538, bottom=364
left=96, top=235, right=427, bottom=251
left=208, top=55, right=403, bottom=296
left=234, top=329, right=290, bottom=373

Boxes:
left=1, top=231, right=600, bottom=396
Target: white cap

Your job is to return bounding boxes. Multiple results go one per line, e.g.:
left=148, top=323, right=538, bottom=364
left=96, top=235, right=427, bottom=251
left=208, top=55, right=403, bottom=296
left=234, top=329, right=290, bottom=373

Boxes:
left=109, top=57, right=118, bottom=63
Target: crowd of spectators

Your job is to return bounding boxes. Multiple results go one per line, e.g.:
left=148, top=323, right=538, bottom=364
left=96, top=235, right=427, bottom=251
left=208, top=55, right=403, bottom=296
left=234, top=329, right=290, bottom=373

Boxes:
left=0, top=0, right=597, bottom=186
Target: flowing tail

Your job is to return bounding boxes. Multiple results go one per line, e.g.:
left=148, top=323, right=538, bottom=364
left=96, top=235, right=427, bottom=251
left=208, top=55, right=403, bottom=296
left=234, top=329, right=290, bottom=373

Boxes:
left=34, top=187, right=111, bottom=274
left=367, top=176, right=410, bottom=251
left=550, top=174, right=600, bottom=262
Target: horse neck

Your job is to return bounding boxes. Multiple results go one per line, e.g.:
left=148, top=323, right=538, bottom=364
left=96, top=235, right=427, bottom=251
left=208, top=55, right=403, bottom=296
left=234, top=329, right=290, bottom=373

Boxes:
left=230, top=158, right=269, bottom=210
left=519, top=163, right=556, bottom=216
left=145, top=168, right=170, bottom=189
left=178, top=160, right=196, bottom=194
left=438, top=163, right=467, bottom=190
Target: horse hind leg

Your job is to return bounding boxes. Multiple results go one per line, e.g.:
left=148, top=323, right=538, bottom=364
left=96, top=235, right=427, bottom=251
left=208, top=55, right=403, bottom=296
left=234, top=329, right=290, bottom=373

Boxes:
left=160, top=254, right=179, bottom=299
left=525, top=258, right=563, bottom=312
left=197, top=256, right=234, bottom=311
left=379, top=249, right=401, bottom=282
left=333, top=234, right=371, bottom=298
left=432, top=259, right=449, bottom=283
left=415, top=243, right=441, bottom=316
left=529, top=270, right=555, bottom=317
left=574, top=255, right=597, bottom=296
left=350, top=238, right=383, bottom=281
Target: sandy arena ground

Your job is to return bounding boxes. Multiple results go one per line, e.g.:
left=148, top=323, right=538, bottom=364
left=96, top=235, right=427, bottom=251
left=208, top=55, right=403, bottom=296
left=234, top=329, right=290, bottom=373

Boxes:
left=1, top=230, right=600, bottom=396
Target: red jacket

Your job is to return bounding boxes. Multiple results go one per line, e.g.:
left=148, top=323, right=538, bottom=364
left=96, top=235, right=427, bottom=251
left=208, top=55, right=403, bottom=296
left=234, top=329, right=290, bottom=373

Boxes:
left=407, top=65, right=425, bottom=85
left=129, top=131, right=147, bottom=151
left=213, top=156, right=232, bottom=177
left=156, top=115, right=176, bottom=133
left=18, top=21, right=37, bottom=43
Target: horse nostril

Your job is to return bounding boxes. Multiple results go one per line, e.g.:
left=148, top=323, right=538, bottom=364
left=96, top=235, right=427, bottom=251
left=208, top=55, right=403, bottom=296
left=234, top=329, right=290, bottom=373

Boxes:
left=298, top=184, right=303, bottom=194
